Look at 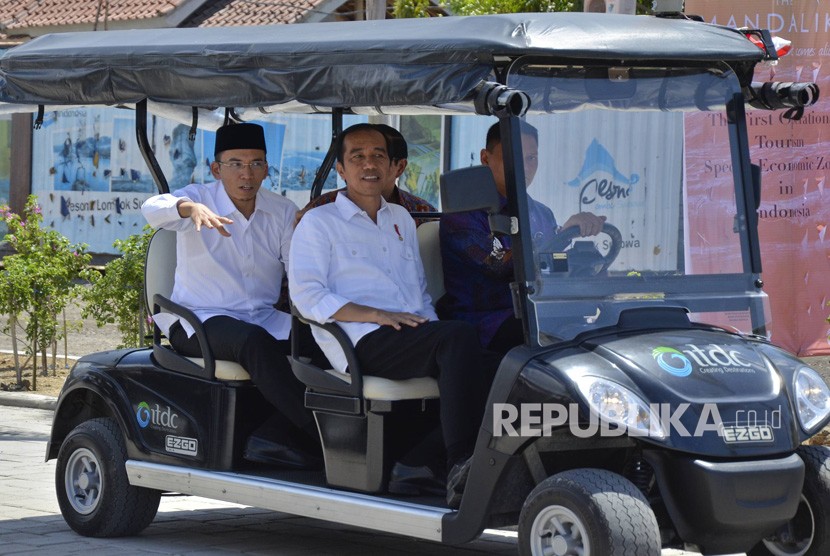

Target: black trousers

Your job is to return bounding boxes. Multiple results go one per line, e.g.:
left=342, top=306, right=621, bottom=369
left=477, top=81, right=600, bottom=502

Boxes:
left=169, top=316, right=316, bottom=438
left=488, top=317, right=524, bottom=355
left=355, top=320, right=500, bottom=465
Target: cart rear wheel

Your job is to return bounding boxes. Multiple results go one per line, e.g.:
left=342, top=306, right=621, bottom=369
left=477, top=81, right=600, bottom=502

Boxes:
left=56, top=417, right=160, bottom=537
left=749, top=444, right=830, bottom=556
left=518, top=468, right=660, bottom=556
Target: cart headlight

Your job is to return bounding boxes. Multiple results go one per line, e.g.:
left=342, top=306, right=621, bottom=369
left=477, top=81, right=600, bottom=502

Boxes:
left=574, top=376, right=665, bottom=439
left=795, top=366, right=830, bottom=433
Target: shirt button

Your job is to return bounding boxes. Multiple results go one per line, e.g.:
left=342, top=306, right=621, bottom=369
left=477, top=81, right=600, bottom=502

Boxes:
left=382, top=247, right=387, bottom=252
left=351, top=250, right=357, bottom=255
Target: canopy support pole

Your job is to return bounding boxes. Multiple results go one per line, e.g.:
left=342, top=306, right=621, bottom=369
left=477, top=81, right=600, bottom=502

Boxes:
left=310, top=108, right=343, bottom=201
left=136, top=99, right=170, bottom=194
left=33, top=105, right=44, bottom=129
left=188, top=107, right=198, bottom=142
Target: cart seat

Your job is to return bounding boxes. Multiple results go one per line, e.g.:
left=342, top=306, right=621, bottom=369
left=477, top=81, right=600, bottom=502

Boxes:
left=288, top=217, right=446, bottom=493
left=290, top=313, right=440, bottom=493
left=145, top=228, right=250, bottom=381
left=185, top=357, right=250, bottom=381
left=416, top=220, right=444, bottom=303
left=324, top=369, right=439, bottom=400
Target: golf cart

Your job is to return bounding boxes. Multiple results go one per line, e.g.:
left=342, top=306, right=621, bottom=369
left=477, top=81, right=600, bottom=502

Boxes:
left=2, top=11, right=828, bottom=556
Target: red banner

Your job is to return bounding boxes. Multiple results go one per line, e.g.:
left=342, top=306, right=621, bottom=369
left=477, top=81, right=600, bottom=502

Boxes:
left=686, top=0, right=830, bottom=355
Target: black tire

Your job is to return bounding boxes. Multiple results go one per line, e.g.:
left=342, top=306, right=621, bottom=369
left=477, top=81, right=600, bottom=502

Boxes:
left=55, top=417, right=161, bottom=537
left=518, top=468, right=660, bottom=556
left=748, top=444, right=830, bottom=556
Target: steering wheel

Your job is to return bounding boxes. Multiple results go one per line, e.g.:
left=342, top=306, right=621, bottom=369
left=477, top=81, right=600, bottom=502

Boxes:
left=538, top=222, right=623, bottom=275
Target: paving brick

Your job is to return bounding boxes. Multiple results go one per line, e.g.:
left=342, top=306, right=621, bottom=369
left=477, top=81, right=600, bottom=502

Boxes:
left=0, top=404, right=718, bottom=555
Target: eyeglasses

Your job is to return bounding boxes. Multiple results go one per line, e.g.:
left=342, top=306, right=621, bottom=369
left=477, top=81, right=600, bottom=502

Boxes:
left=216, top=160, right=267, bottom=171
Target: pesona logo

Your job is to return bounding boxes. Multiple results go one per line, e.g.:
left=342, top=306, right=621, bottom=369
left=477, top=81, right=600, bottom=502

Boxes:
left=567, top=139, right=639, bottom=212
left=652, top=347, right=693, bottom=377
left=135, top=401, right=180, bottom=430
left=136, top=401, right=152, bottom=428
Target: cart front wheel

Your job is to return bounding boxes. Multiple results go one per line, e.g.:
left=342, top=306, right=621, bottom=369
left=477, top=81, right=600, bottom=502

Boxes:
left=518, top=468, right=660, bottom=556
left=749, top=444, right=830, bottom=556
left=56, top=417, right=160, bottom=537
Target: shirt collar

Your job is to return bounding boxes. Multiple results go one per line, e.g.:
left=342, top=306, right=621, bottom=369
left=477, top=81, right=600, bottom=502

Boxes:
left=252, top=189, right=279, bottom=217
left=214, top=181, right=238, bottom=217
left=334, top=190, right=390, bottom=220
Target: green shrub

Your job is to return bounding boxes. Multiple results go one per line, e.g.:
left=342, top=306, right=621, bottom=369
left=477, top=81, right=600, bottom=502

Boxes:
left=1, top=195, right=91, bottom=388
left=81, top=225, right=154, bottom=349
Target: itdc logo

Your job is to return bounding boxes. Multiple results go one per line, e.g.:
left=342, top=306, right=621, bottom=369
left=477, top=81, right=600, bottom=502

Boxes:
left=652, top=347, right=693, bottom=377
left=136, top=401, right=152, bottom=428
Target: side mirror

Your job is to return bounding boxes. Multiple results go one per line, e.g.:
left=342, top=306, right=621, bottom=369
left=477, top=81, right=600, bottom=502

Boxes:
left=747, top=81, right=820, bottom=111
left=440, top=165, right=500, bottom=214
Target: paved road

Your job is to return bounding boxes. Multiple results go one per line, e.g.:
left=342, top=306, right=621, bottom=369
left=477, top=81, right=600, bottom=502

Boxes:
left=0, top=405, right=711, bottom=556
left=0, top=405, right=523, bottom=555
left=0, top=295, right=777, bottom=556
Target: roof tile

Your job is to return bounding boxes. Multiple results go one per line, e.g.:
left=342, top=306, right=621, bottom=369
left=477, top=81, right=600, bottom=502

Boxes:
left=0, top=0, right=406, bottom=46
left=184, top=0, right=341, bottom=27
left=2, top=0, right=181, bottom=30
left=0, top=0, right=348, bottom=34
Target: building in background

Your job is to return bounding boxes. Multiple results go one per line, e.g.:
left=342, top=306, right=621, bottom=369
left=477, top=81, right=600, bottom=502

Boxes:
left=0, top=0, right=446, bottom=248
left=1, top=1, right=827, bottom=356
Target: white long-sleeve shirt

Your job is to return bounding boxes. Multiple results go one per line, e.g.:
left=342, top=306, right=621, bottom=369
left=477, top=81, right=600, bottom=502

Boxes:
left=288, top=193, right=437, bottom=373
left=141, top=181, right=298, bottom=340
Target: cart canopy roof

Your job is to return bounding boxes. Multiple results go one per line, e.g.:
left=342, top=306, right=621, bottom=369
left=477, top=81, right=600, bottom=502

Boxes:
left=0, top=13, right=764, bottom=110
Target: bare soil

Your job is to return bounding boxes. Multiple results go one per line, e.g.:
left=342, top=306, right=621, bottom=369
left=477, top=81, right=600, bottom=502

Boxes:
left=0, top=290, right=123, bottom=397
left=0, top=352, right=73, bottom=397
left=1, top=294, right=830, bottom=402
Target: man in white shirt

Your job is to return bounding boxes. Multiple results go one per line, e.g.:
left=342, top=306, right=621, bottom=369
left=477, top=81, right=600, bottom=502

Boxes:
left=289, top=123, right=498, bottom=507
left=141, top=123, right=320, bottom=469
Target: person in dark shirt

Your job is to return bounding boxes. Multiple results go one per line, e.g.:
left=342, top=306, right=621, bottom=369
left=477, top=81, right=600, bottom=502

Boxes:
left=439, top=121, right=605, bottom=354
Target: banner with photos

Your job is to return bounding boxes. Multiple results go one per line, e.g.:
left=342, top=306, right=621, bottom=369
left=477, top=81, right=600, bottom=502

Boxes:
left=29, top=108, right=290, bottom=253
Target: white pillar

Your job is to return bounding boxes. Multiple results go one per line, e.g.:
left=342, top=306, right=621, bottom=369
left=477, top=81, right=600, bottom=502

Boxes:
left=365, top=0, right=386, bottom=20
left=585, top=0, right=637, bottom=14
left=653, top=0, right=684, bottom=13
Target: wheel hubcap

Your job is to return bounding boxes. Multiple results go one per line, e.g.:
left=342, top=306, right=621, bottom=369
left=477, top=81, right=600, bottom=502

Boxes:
left=530, top=505, right=590, bottom=555
left=761, top=494, right=815, bottom=556
left=64, top=447, right=102, bottom=515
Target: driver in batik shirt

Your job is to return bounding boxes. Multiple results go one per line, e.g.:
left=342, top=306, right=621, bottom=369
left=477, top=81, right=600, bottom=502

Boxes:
left=439, top=121, right=605, bottom=354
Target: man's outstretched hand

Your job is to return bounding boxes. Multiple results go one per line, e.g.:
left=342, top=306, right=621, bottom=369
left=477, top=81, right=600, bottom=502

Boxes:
left=177, top=199, right=234, bottom=237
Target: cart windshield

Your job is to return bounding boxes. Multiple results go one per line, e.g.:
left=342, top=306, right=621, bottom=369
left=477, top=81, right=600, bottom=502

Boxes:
left=505, top=65, right=770, bottom=343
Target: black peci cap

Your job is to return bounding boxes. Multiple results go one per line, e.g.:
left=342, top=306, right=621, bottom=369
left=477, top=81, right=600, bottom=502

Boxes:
left=214, top=123, right=266, bottom=157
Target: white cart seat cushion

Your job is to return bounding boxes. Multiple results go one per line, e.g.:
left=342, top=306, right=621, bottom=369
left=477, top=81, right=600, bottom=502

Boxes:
left=325, top=369, right=439, bottom=400
left=185, top=356, right=438, bottom=400
left=186, top=357, right=251, bottom=381
left=363, top=375, right=439, bottom=400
